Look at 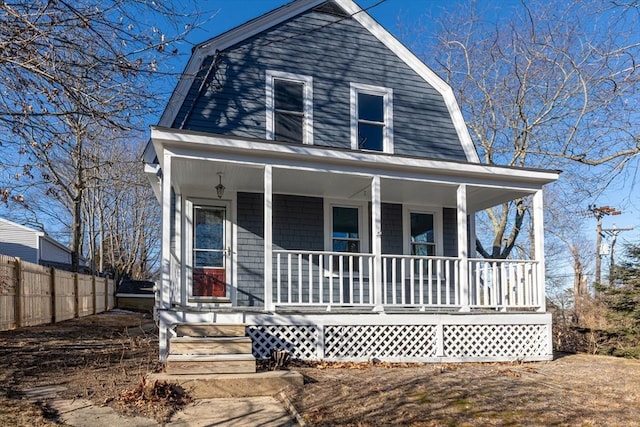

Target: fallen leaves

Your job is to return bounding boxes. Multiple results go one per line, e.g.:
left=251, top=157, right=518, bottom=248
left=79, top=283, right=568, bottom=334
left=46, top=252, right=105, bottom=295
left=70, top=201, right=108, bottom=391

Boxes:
left=117, top=376, right=191, bottom=423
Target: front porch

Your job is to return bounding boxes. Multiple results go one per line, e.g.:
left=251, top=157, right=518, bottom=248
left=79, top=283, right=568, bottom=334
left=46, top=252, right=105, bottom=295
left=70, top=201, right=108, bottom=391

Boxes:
left=150, top=128, right=557, bottom=363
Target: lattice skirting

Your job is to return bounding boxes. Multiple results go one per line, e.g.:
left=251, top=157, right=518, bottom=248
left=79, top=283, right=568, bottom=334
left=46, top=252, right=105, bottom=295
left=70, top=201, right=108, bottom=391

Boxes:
left=443, top=324, right=549, bottom=359
left=246, top=322, right=550, bottom=362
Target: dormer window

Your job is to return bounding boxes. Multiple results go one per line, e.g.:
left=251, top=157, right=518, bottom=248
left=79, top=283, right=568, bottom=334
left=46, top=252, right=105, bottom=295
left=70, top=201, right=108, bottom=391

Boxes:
left=266, top=70, right=313, bottom=144
left=350, top=83, right=393, bottom=153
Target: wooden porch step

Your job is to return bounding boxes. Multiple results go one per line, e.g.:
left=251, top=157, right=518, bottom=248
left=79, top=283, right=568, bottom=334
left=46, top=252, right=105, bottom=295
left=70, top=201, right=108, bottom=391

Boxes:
left=170, top=336, right=253, bottom=355
left=148, top=371, right=304, bottom=398
left=175, top=323, right=246, bottom=338
left=166, top=354, right=256, bottom=375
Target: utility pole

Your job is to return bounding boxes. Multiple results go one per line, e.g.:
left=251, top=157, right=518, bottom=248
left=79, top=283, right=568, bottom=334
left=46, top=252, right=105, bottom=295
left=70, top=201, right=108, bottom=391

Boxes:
left=587, top=205, right=621, bottom=289
left=602, top=225, right=634, bottom=285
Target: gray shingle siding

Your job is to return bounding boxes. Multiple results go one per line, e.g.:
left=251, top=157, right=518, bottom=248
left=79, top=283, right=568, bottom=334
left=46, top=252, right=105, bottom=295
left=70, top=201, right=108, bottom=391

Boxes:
left=274, top=195, right=324, bottom=251
left=442, top=207, right=458, bottom=257
left=381, top=203, right=403, bottom=255
left=174, top=5, right=467, bottom=161
left=236, top=192, right=265, bottom=307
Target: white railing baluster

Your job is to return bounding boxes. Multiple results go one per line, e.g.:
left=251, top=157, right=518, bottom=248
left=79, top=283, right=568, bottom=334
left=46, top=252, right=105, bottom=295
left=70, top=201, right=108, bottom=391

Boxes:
left=287, top=253, right=292, bottom=304
left=400, top=258, right=406, bottom=304
left=277, top=253, right=281, bottom=304
left=309, top=253, right=313, bottom=304
left=391, top=257, right=397, bottom=305
left=368, top=257, right=373, bottom=305
left=418, top=259, right=424, bottom=306
left=445, top=259, right=451, bottom=305
left=409, top=258, right=415, bottom=305
left=329, top=254, right=334, bottom=304
left=436, top=259, right=442, bottom=305
left=298, top=253, right=303, bottom=304
left=349, top=255, right=354, bottom=304
left=319, top=254, right=324, bottom=304
left=428, top=258, right=433, bottom=305
left=358, top=256, right=364, bottom=304
left=339, top=255, right=344, bottom=305
left=454, top=259, right=460, bottom=305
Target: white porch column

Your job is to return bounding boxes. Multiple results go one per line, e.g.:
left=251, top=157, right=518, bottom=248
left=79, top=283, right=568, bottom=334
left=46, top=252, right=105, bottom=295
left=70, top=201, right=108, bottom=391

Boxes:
left=533, top=189, right=547, bottom=312
left=158, top=151, right=172, bottom=362
left=160, top=151, right=172, bottom=310
left=176, top=192, right=185, bottom=307
left=264, top=165, right=274, bottom=311
left=371, top=175, right=384, bottom=311
left=457, top=184, right=470, bottom=311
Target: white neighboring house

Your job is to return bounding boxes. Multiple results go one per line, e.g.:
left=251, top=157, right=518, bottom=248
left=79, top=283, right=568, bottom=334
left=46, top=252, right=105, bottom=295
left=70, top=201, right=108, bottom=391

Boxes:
left=0, top=217, right=79, bottom=269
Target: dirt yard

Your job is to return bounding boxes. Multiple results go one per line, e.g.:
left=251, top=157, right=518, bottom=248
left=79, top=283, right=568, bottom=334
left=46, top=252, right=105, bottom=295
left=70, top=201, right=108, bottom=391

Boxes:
left=1, top=311, right=640, bottom=426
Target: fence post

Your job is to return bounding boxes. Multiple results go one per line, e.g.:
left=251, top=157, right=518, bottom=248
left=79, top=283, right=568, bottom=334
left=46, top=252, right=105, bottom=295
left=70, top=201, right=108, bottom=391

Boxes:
left=103, top=277, right=108, bottom=312
left=74, top=273, right=79, bottom=318
left=92, top=275, right=97, bottom=315
left=50, top=267, right=56, bottom=323
left=14, top=257, right=22, bottom=328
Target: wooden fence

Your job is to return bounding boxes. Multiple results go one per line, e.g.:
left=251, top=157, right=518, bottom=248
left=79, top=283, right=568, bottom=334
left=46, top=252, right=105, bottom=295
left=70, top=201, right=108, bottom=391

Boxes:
left=0, top=254, right=115, bottom=331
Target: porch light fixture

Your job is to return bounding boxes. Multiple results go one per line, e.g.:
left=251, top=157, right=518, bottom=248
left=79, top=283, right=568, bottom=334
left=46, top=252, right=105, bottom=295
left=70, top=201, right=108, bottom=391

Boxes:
left=215, top=172, right=225, bottom=199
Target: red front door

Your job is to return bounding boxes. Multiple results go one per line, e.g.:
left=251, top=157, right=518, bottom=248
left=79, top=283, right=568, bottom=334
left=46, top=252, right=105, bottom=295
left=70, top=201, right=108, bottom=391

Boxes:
left=193, top=205, right=227, bottom=298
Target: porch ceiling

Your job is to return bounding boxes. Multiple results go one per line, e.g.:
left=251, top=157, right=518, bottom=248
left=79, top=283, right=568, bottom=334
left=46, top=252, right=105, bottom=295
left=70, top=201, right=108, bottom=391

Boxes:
left=171, top=158, right=535, bottom=211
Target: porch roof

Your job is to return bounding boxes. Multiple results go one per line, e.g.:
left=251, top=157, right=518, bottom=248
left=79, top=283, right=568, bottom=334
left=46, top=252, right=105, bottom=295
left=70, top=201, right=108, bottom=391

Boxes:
left=148, top=127, right=560, bottom=212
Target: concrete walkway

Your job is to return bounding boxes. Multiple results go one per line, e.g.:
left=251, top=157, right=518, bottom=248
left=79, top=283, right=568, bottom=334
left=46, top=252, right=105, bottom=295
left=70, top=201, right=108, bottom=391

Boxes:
left=24, top=386, right=298, bottom=426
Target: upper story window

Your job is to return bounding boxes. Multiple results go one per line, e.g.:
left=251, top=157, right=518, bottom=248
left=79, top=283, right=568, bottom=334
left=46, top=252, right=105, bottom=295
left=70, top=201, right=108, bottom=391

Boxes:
left=266, top=70, right=313, bottom=144
left=350, top=83, right=393, bottom=153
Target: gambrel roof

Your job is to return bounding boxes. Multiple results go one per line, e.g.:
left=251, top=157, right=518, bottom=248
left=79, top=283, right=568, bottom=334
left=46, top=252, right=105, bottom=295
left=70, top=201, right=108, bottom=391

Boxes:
left=148, top=0, right=480, bottom=164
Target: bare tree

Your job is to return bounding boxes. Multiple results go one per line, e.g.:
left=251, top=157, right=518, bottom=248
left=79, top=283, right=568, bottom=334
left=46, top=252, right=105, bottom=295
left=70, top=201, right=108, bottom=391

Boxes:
left=417, top=0, right=640, bottom=259
left=0, top=0, right=206, bottom=271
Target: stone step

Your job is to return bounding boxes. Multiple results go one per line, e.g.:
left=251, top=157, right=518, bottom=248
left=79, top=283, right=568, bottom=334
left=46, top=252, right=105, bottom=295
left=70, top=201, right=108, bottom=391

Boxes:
left=175, top=323, right=246, bottom=338
left=166, top=354, right=256, bottom=375
left=148, top=371, right=304, bottom=398
left=170, top=336, right=253, bottom=355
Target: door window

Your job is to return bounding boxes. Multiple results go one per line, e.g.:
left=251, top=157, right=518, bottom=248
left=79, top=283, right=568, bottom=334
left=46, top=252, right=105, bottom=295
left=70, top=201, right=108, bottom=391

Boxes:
left=192, top=205, right=227, bottom=298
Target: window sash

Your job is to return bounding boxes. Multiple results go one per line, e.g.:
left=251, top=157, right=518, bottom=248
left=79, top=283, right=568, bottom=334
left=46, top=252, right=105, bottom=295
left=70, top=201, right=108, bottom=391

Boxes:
left=332, top=206, right=360, bottom=253
left=350, top=83, right=393, bottom=153
left=266, top=71, right=313, bottom=145
left=274, top=111, right=304, bottom=143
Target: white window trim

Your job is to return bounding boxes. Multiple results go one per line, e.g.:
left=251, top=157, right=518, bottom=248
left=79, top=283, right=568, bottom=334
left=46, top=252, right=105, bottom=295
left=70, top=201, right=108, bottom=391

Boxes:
left=402, top=205, right=443, bottom=256
left=323, top=198, right=370, bottom=254
left=266, top=70, right=313, bottom=145
left=350, top=82, right=393, bottom=153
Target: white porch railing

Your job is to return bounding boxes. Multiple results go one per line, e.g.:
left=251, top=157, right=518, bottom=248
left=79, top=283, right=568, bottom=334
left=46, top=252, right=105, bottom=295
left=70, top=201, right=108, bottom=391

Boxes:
left=273, top=251, right=544, bottom=311
left=273, top=250, right=374, bottom=305
left=468, top=258, right=541, bottom=309
left=381, top=255, right=461, bottom=307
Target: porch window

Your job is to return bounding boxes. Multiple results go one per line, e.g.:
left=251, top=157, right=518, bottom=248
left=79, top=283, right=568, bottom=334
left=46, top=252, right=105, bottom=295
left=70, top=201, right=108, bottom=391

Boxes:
left=410, top=212, right=436, bottom=256
left=350, top=83, right=393, bottom=153
left=266, top=70, right=313, bottom=144
left=332, top=206, right=360, bottom=253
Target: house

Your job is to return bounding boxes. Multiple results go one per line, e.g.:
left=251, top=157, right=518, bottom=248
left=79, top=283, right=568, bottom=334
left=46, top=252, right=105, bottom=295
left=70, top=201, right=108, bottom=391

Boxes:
left=0, top=217, right=78, bottom=270
left=144, top=0, right=559, bottom=366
